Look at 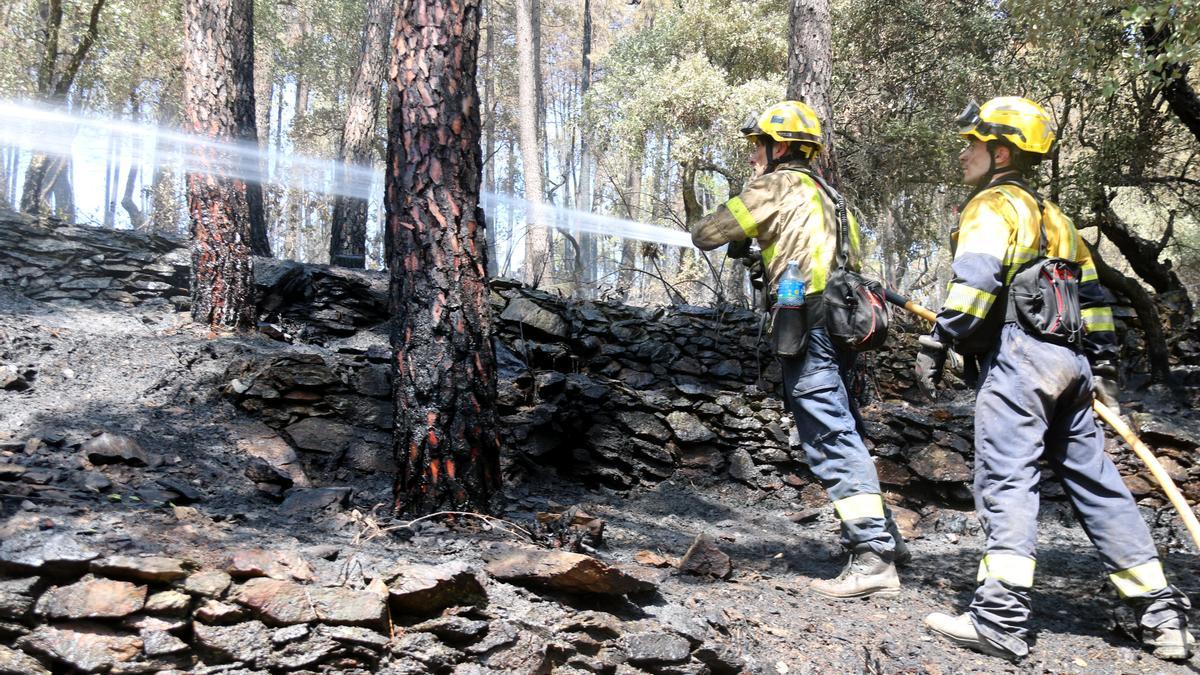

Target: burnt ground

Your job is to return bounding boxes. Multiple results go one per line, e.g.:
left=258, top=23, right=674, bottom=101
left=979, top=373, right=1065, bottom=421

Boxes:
left=2, top=286, right=1200, bottom=674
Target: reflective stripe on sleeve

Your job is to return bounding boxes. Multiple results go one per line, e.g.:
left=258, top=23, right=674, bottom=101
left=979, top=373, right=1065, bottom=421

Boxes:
left=1080, top=263, right=1098, bottom=283
left=1109, top=560, right=1168, bottom=598
left=976, top=553, right=1035, bottom=588
left=943, top=282, right=997, bottom=319
left=1082, top=306, right=1115, bottom=333
left=761, top=242, right=777, bottom=267
left=832, top=493, right=884, bottom=521
left=727, top=196, right=758, bottom=238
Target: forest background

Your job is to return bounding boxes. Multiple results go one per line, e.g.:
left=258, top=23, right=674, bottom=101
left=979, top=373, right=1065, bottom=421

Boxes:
left=0, top=0, right=1197, bottom=318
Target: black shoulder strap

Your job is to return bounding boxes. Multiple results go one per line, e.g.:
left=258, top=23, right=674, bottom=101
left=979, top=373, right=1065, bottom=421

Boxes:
left=784, top=167, right=851, bottom=270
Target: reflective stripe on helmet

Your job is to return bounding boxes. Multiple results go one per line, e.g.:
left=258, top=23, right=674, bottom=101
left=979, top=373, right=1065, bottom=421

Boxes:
left=832, top=493, right=884, bottom=521
left=943, top=282, right=996, bottom=319
left=726, top=196, right=758, bottom=238
left=1082, top=306, right=1116, bottom=333
left=977, top=553, right=1035, bottom=588
left=1109, top=560, right=1168, bottom=598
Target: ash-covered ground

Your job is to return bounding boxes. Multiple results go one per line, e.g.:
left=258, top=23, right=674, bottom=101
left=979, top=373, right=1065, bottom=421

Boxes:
left=2, top=284, right=1199, bottom=674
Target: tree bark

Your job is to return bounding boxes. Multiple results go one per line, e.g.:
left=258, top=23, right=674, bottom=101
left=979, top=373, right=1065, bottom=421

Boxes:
left=576, top=0, right=595, bottom=295
left=388, top=0, right=500, bottom=515
left=329, top=0, right=393, bottom=268
left=517, top=0, right=549, bottom=287
left=151, top=74, right=183, bottom=234
left=786, top=0, right=841, bottom=188
left=1143, top=23, right=1200, bottom=144
left=183, top=0, right=258, bottom=330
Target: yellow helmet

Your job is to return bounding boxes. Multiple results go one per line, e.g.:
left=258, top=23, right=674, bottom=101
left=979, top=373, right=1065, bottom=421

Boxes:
left=956, top=97, right=1056, bottom=155
left=740, top=100, right=823, bottom=150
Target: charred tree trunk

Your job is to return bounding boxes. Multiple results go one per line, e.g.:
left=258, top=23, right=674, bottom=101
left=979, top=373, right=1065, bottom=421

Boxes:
left=329, top=0, right=393, bottom=268
left=576, top=0, right=595, bottom=296
left=183, top=0, right=258, bottom=330
left=388, top=0, right=500, bottom=515
left=1094, top=194, right=1188, bottom=309
left=786, top=0, right=840, bottom=188
left=1143, top=23, right=1200, bottom=144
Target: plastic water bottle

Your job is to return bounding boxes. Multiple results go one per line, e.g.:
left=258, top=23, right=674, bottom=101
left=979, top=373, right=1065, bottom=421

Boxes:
left=776, top=261, right=806, bottom=307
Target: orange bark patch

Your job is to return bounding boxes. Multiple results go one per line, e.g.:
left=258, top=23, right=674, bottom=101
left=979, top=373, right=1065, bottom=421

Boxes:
left=429, top=459, right=440, bottom=483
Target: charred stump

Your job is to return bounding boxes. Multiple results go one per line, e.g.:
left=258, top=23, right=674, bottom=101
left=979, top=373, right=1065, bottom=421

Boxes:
left=182, top=0, right=259, bottom=329
left=386, top=0, right=500, bottom=515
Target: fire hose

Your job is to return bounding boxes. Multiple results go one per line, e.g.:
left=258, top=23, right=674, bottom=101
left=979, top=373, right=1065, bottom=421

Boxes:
left=884, top=289, right=1200, bottom=551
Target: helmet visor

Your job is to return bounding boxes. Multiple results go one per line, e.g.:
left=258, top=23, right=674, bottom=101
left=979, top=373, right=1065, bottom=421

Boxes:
left=740, top=112, right=763, bottom=137
left=955, top=101, right=981, bottom=135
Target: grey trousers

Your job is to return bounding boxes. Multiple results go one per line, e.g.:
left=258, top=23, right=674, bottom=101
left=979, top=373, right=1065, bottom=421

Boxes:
left=968, top=325, right=1189, bottom=657
left=781, top=328, right=895, bottom=557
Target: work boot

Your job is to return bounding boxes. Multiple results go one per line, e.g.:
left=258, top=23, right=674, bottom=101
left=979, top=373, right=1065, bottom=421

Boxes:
left=886, top=518, right=911, bottom=567
left=924, top=612, right=1022, bottom=661
left=810, top=550, right=899, bottom=599
left=1142, top=625, right=1195, bottom=661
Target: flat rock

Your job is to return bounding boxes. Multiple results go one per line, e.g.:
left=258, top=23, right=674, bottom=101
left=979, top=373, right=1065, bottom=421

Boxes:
left=0, top=532, right=100, bottom=574
left=727, top=448, right=758, bottom=484
left=90, top=555, right=187, bottom=583
left=0, top=643, right=51, bottom=675
left=319, top=624, right=389, bottom=650
left=141, top=629, right=188, bottom=657
left=908, top=446, right=971, bottom=483
left=617, top=412, right=671, bottom=442
left=485, top=548, right=655, bottom=596
left=0, top=463, right=25, bottom=481
left=500, top=297, right=569, bottom=338
left=232, top=577, right=386, bottom=627
left=624, top=631, right=692, bottom=666
left=666, top=412, right=716, bottom=443
left=1134, top=411, right=1200, bottom=449
left=144, top=590, right=190, bottom=616
left=0, top=576, right=39, bottom=619
left=225, top=549, right=314, bottom=582
left=17, top=623, right=142, bottom=673
left=410, top=616, right=490, bottom=644
left=193, top=600, right=245, bottom=624
left=36, top=577, right=146, bottom=619
left=678, top=533, right=732, bottom=579
left=279, top=486, right=352, bottom=515
left=244, top=457, right=293, bottom=488
left=283, top=417, right=352, bottom=454
left=388, top=562, right=487, bottom=616
left=81, top=433, right=152, bottom=467
left=193, top=620, right=271, bottom=666
left=184, top=570, right=232, bottom=598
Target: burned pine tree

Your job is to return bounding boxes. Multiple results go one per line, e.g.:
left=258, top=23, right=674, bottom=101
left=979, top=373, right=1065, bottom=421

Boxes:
left=387, top=0, right=501, bottom=514
left=182, top=0, right=259, bottom=329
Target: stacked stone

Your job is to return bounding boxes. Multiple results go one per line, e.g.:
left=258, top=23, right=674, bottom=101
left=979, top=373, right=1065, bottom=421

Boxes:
left=0, top=209, right=188, bottom=307
left=0, top=536, right=739, bottom=674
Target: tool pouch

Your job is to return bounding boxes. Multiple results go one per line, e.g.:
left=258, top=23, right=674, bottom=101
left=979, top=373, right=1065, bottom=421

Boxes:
left=769, top=306, right=809, bottom=358
left=1006, top=257, right=1084, bottom=348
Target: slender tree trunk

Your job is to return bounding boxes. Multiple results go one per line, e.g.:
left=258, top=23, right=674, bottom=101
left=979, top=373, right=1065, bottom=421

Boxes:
left=574, top=0, right=594, bottom=296
left=388, top=0, right=499, bottom=515
left=516, top=0, right=548, bottom=287
left=49, top=156, right=75, bottom=222
left=183, top=0, right=257, bottom=329
left=616, top=152, right=643, bottom=292
left=151, top=75, right=182, bottom=234
left=786, top=0, right=840, bottom=188
left=329, top=0, right=393, bottom=268
left=123, top=164, right=148, bottom=231
left=481, top=0, right=498, bottom=277
left=103, top=134, right=117, bottom=227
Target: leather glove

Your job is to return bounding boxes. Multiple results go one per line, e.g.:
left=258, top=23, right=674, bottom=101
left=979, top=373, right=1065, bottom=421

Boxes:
left=726, top=239, right=752, bottom=259
left=914, top=334, right=949, bottom=399
left=746, top=257, right=765, bottom=290
left=1091, top=360, right=1121, bottom=416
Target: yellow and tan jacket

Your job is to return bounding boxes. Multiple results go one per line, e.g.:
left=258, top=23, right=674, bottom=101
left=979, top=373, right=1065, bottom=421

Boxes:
left=690, top=160, right=862, bottom=295
left=934, top=181, right=1118, bottom=360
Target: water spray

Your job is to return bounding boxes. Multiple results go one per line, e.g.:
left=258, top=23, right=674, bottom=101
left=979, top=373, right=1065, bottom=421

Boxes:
left=0, top=101, right=693, bottom=250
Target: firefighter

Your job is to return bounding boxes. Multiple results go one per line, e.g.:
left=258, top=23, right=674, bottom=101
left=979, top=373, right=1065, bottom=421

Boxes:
left=691, top=100, right=907, bottom=599
left=917, top=96, right=1193, bottom=660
